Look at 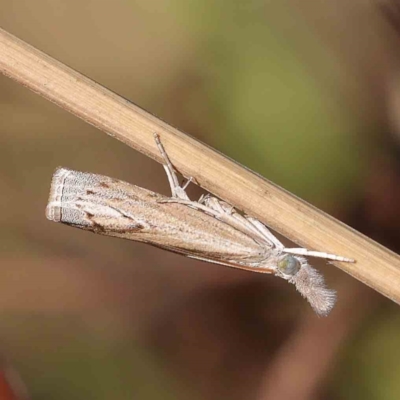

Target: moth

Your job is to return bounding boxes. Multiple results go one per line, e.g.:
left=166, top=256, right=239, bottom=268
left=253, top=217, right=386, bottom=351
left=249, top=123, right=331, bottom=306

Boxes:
left=46, top=134, right=355, bottom=316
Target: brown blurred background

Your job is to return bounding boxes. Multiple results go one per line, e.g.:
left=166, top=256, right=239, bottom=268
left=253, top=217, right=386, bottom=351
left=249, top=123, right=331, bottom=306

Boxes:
left=1, top=1, right=400, bottom=399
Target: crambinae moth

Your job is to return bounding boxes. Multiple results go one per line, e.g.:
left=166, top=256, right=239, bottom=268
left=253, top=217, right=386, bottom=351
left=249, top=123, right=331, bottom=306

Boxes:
left=46, top=134, right=354, bottom=316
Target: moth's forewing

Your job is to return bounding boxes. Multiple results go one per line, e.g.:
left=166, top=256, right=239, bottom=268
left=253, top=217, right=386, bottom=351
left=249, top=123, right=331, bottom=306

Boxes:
left=46, top=168, right=269, bottom=267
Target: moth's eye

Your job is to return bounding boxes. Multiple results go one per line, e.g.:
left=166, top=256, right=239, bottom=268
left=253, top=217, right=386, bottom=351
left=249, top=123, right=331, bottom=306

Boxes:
left=277, top=255, right=301, bottom=276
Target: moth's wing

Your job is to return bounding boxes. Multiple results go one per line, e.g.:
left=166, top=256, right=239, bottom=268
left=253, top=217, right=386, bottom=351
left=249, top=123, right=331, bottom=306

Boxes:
left=46, top=167, right=165, bottom=225
left=185, top=253, right=275, bottom=273
left=149, top=241, right=275, bottom=274
left=47, top=168, right=270, bottom=266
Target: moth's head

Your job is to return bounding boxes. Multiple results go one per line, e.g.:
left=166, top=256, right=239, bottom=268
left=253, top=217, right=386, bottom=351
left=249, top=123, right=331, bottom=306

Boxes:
left=276, top=254, right=336, bottom=317
left=277, top=254, right=301, bottom=277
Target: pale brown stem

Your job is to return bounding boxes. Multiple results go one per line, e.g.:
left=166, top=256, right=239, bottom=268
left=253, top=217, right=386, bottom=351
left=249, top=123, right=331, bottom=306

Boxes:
left=0, top=27, right=399, bottom=305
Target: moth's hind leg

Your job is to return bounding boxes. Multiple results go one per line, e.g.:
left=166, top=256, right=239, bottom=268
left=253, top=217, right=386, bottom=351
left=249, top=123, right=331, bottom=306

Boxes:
left=245, top=217, right=285, bottom=249
left=154, top=133, right=191, bottom=200
left=200, top=195, right=280, bottom=247
left=199, top=195, right=277, bottom=245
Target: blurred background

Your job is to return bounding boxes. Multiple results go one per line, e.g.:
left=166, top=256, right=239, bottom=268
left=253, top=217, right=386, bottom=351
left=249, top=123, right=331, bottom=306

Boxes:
left=0, top=1, right=400, bottom=399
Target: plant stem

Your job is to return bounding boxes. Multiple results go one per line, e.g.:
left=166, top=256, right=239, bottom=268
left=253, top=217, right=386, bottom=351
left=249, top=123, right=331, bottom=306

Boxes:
left=1, top=27, right=399, bottom=305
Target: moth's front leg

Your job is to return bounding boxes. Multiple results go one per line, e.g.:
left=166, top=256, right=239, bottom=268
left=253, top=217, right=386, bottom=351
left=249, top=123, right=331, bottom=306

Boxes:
left=154, top=133, right=192, bottom=201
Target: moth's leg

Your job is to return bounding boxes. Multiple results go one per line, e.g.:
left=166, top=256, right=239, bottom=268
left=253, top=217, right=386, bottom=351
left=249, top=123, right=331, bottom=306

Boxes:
left=283, top=247, right=355, bottom=262
left=200, top=195, right=274, bottom=243
left=160, top=198, right=251, bottom=233
left=198, top=193, right=209, bottom=205
left=162, top=196, right=271, bottom=244
left=195, top=194, right=232, bottom=216
left=159, top=198, right=222, bottom=218
left=198, top=194, right=228, bottom=213
left=202, top=196, right=270, bottom=244
left=245, top=217, right=285, bottom=249
left=154, top=133, right=190, bottom=200
left=245, top=219, right=355, bottom=262
left=182, top=177, right=193, bottom=191
left=200, top=195, right=232, bottom=213
left=199, top=194, right=236, bottom=217
left=198, top=194, right=207, bottom=204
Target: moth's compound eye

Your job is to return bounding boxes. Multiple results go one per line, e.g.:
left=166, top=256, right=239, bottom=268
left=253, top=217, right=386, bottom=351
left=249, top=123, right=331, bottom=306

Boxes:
left=277, top=255, right=301, bottom=276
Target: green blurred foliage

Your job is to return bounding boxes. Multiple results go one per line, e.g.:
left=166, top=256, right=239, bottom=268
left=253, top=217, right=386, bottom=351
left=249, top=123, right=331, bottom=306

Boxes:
left=172, top=1, right=367, bottom=205
left=335, top=307, right=400, bottom=400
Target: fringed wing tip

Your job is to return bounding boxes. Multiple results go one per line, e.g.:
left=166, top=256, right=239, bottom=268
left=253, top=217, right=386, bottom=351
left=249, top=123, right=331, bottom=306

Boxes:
left=46, top=167, right=71, bottom=222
